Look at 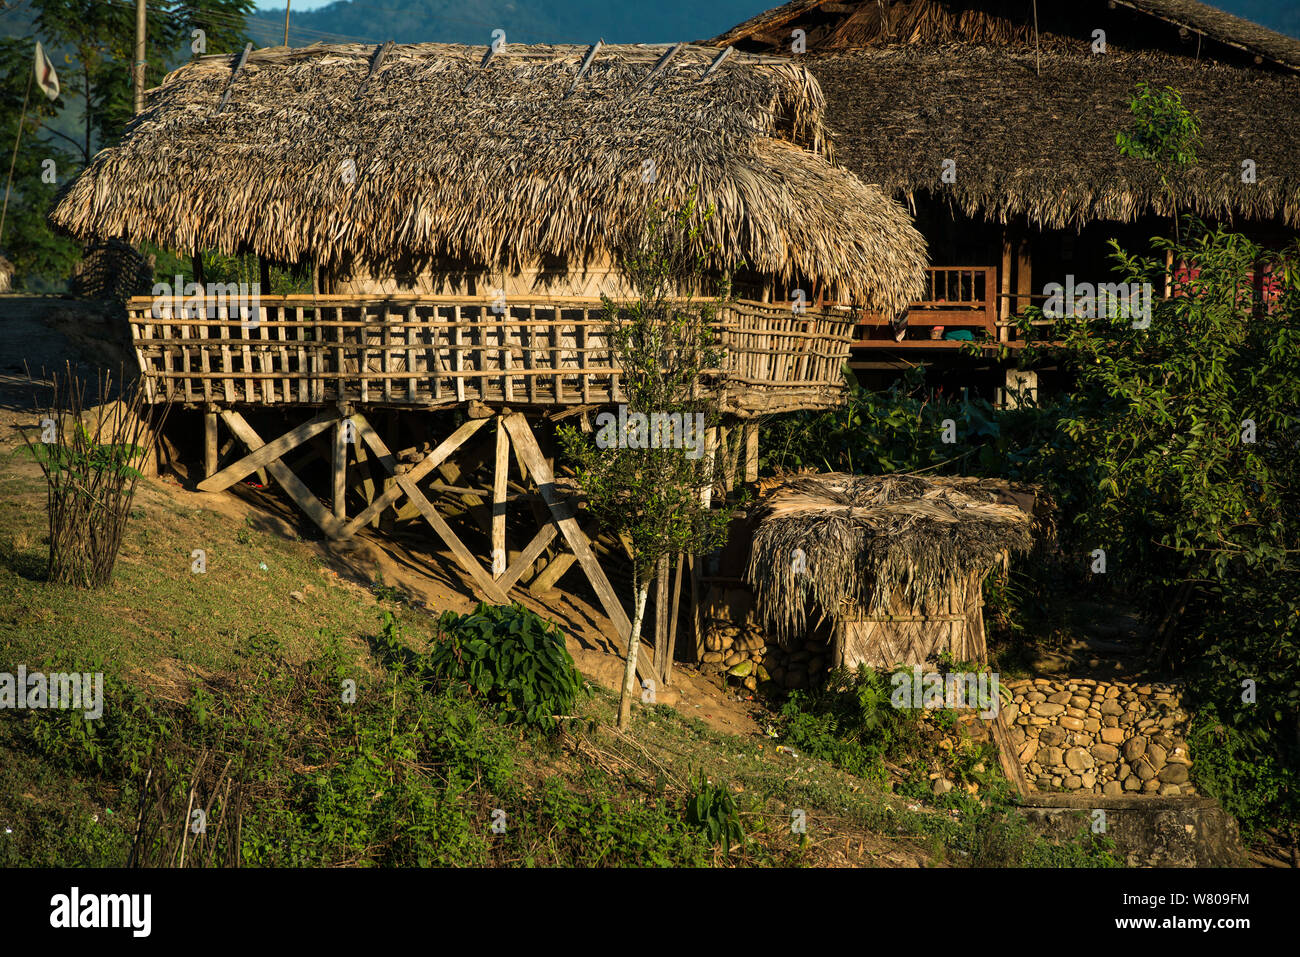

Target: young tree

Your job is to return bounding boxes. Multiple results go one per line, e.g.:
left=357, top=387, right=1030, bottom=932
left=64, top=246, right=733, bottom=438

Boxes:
left=561, top=191, right=739, bottom=729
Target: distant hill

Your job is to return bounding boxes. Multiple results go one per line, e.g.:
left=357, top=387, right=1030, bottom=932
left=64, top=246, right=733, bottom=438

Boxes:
left=248, top=0, right=1300, bottom=47
left=247, top=0, right=774, bottom=46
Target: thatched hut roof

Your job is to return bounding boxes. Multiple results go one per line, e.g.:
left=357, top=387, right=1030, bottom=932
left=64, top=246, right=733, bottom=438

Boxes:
left=713, top=0, right=1300, bottom=73
left=746, top=473, right=1033, bottom=644
left=807, top=46, right=1300, bottom=228
left=49, top=42, right=927, bottom=314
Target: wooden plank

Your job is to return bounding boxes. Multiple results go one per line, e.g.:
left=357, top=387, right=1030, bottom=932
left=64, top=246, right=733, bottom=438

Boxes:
left=743, top=422, right=759, bottom=484
left=338, top=417, right=487, bottom=538
left=347, top=413, right=507, bottom=602
left=528, top=550, right=576, bottom=596
left=349, top=412, right=397, bottom=477
left=332, top=415, right=348, bottom=521
left=1015, top=234, right=1033, bottom=316
left=215, top=42, right=253, bottom=114
left=397, top=472, right=509, bottom=603
left=497, top=523, right=557, bottom=592
left=197, top=409, right=339, bottom=492
left=203, top=410, right=218, bottom=479
left=492, top=417, right=509, bottom=578
left=1000, top=231, right=1012, bottom=342
left=218, top=411, right=344, bottom=538
left=664, top=552, right=684, bottom=685
left=502, top=413, right=636, bottom=645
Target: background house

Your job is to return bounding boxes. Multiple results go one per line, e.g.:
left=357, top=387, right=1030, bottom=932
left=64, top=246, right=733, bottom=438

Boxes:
left=711, top=0, right=1300, bottom=396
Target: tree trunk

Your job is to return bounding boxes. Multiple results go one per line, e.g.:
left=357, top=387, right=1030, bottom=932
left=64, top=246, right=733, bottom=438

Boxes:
left=617, top=577, right=651, bottom=730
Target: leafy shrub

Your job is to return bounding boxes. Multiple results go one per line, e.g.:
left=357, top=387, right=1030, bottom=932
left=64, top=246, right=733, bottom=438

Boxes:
left=684, top=771, right=745, bottom=856
left=426, top=603, right=586, bottom=733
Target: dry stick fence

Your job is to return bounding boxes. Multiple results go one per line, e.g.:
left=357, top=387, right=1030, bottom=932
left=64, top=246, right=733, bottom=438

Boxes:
left=126, top=295, right=855, bottom=416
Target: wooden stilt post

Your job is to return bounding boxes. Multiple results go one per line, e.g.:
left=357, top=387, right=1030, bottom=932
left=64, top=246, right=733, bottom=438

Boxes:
left=502, top=413, right=656, bottom=683
left=198, top=409, right=339, bottom=493
left=1015, top=232, right=1033, bottom=316
left=332, top=406, right=350, bottom=522
left=203, top=408, right=219, bottom=479
left=380, top=413, right=399, bottom=533
left=742, top=422, right=759, bottom=484
left=216, top=410, right=345, bottom=538
left=664, top=552, right=684, bottom=685
left=1000, top=227, right=1013, bottom=342
left=653, top=553, right=670, bottom=685
left=492, top=415, right=509, bottom=578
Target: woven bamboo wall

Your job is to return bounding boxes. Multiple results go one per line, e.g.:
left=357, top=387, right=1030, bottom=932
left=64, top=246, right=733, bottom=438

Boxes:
left=834, top=567, right=989, bottom=669
left=125, top=295, right=854, bottom=417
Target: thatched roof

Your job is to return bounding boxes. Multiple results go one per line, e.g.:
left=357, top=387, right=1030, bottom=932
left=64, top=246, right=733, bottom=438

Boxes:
left=713, top=0, right=1300, bottom=72
left=49, top=42, right=927, bottom=314
left=746, top=473, right=1033, bottom=643
left=809, top=46, right=1300, bottom=228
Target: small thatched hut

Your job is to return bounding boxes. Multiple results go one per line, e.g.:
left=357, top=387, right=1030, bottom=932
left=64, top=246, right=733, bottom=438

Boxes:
left=745, top=473, right=1034, bottom=670
left=50, top=41, right=926, bottom=313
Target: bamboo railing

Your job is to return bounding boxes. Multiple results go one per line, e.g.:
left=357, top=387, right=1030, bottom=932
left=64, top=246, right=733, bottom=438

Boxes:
left=125, top=295, right=854, bottom=417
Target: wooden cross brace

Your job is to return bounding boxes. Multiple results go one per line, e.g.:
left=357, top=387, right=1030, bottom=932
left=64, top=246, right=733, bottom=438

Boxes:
left=193, top=407, right=649, bottom=682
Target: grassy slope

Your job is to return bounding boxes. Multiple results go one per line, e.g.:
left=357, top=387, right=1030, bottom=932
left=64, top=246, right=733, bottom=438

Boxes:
left=0, top=446, right=1112, bottom=867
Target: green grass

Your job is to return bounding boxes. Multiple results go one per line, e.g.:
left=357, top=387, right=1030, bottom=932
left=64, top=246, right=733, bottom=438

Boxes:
left=0, top=456, right=1121, bottom=868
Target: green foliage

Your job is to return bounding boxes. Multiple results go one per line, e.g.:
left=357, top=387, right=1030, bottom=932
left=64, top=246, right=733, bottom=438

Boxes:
left=776, top=665, right=926, bottom=785
left=1, top=2, right=254, bottom=287
left=560, top=189, right=738, bottom=585
left=16, top=635, right=513, bottom=866
left=762, top=368, right=1082, bottom=498
left=421, top=603, right=586, bottom=734
left=1187, top=708, right=1300, bottom=844
left=683, top=770, right=745, bottom=856
left=1116, top=82, right=1202, bottom=167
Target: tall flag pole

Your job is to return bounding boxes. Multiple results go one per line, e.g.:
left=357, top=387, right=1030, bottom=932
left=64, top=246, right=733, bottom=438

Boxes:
left=134, top=0, right=147, bottom=114
left=1, top=42, right=60, bottom=246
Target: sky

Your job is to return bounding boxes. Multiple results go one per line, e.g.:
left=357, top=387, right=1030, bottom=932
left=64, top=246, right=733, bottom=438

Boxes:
left=255, top=1, right=339, bottom=10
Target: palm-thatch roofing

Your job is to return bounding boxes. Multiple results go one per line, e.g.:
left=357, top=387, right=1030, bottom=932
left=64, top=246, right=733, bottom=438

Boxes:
left=709, top=1, right=1300, bottom=229
left=713, top=0, right=1300, bottom=73
left=746, top=473, right=1033, bottom=644
left=49, top=42, right=927, bottom=314
left=806, top=46, right=1300, bottom=228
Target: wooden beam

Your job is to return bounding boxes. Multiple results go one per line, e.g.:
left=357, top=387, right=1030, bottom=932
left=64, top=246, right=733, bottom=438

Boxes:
left=198, top=409, right=338, bottom=492
left=636, top=42, right=683, bottom=90
left=396, top=472, right=511, bottom=604
left=332, top=416, right=348, bottom=522
left=350, top=413, right=507, bottom=602
left=743, top=422, right=759, bottom=483
left=567, top=40, right=602, bottom=94
left=529, top=551, right=576, bottom=596
left=356, top=39, right=394, bottom=99
left=700, top=45, right=733, bottom=80
left=1015, top=233, right=1033, bottom=316
left=492, top=417, right=509, bottom=578
left=338, top=416, right=486, bottom=538
left=498, top=523, right=558, bottom=592
left=502, top=412, right=636, bottom=643
left=203, top=410, right=218, bottom=479
left=217, top=411, right=343, bottom=538
left=1000, top=229, right=1013, bottom=342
